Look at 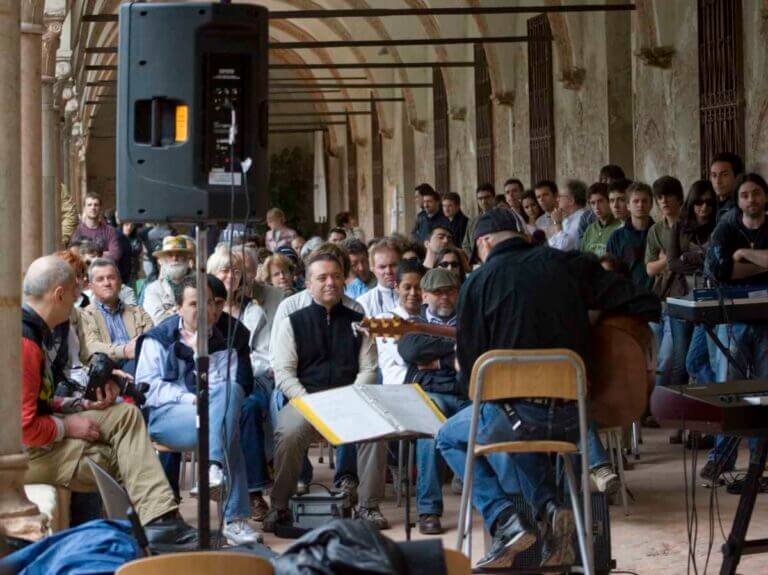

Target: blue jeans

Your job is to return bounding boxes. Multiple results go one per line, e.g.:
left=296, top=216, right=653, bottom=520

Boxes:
left=149, top=383, right=250, bottom=522
left=652, top=314, right=693, bottom=387
left=707, top=323, right=767, bottom=463
left=269, top=389, right=358, bottom=486
left=586, top=423, right=610, bottom=470
left=437, top=401, right=579, bottom=530
left=416, top=393, right=471, bottom=516
left=240, top=387, right=271, bottom=492
left=686, top=323, right=715, bottom=384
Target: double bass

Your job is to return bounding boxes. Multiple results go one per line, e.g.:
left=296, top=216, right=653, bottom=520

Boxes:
left=360, top=314, right=655, bottom=428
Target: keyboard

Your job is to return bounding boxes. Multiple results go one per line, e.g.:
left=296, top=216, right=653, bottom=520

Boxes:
left=666, top=295, right=768, bottom=323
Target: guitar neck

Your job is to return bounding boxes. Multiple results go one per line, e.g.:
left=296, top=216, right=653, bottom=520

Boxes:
left=408, top=323, right=457, bottom=339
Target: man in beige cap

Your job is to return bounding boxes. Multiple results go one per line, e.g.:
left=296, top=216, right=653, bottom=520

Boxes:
left=143, top=236, right=194, bottom=324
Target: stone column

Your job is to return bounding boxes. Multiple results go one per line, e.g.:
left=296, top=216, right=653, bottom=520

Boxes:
left=0, top=0, right=48, bottom=541
left=41, top=16, right=64, bottom=254
left=20, top=0, right=44, bottom=270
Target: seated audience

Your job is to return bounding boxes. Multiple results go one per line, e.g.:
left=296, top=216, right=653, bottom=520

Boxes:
left=423, top=225, right=454, bottom=269
left=78, top=258, right=153, bottom=375
left=548, top=179, right=587, bottom=252
left=503, top=178, right=528, bottom=231
left=357, top=239, right=402, bottom=317
left=398, top=268, right=467, bottom=535
left=266, top=251, right=387, bottom=531
left=142, top=236, right=193, bottom=324
left=434, top=246, right=470, bottom=284
left=328, top=227, right=348, bottom=245
left=520, top=190, right=543, bottom=236
left=257, top=253, right=296, bottom=296
left=79, top=241, right=138, bottom=306
left=136, top=276, right=261, bottom=545
left=581, top=182, right=622, bottom=257
left=343, top=238, right=376, bottom=299
left=534, top=180, right=559, bottom=236
left=22, top=255, right=184, bottom=541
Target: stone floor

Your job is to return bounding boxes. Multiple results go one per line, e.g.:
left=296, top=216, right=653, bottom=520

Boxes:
left=180, top=429, right=768, bottom=574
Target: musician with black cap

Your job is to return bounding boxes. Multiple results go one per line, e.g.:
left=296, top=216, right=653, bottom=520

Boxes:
left=436, top=208, right=660, bottom=569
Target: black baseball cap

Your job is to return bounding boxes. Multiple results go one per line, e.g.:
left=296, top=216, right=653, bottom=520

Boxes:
left=471, top=207, right=521, bottom=263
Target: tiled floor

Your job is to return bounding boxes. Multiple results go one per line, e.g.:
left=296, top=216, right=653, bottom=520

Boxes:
left=180, top=429, right=768, bottom=574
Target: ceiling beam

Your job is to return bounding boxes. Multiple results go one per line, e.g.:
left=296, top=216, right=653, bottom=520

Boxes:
left=270, top=111, right=371, bottom=116
left=270, top=75, right=368, bottom=81
left=269, top=61, right=474, bottom=70
left=269, top=121, right=347, bottom=126
left=83, top=5, right=635, bottom=23
left=268, top=97, right=404, bottom=103
left=269, top=4, right=635, bottom=18
left=268, top=89, right=343, bottom=94
left=269, top=35, right=544, bottom=50
left=269, top=128, right=328, bottom=134
left=270, top=82, right=432, bottom=89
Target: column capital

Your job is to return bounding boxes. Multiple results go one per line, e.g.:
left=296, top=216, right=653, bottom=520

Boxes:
left=42, top=17, right=65, bottom=80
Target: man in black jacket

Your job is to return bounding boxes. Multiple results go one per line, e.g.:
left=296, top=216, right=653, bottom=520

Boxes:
left=397, top=268, right=468, bottom=535
left=436, top=208, right=661, bottom=569
left=411, top=183, right=449, bottom=244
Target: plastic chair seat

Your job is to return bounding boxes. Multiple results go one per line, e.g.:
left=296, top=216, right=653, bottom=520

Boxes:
left=474, top=440, right=578, bottom=456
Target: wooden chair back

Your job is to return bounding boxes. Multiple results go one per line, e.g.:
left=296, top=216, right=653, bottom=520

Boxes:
left=116, top=552, right=274, bottom=575
left=469, top=348, right=585, bottom=403
left=444, top=548, right=471, bottom=574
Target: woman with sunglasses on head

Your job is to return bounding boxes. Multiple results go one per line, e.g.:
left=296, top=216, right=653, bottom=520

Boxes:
left=667, top=180, right=718, bottom=385
left=434, top=246, right=470, bottom=284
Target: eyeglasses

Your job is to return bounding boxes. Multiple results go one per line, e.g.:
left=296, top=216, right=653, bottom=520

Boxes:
left=438, top=261, right=460, bottom=269
left=693, top=199, right=716, bottom=207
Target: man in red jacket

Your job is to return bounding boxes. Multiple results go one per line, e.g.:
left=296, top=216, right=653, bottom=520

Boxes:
left=21, top=255, right=180, bottom=534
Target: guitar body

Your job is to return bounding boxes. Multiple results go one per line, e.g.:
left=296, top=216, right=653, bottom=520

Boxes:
left=588, top=315, right=656, bottom=428
left=361, top=314, right=656, bottom=428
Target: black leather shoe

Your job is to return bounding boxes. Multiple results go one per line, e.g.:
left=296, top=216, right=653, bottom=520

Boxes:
left=476, top=511, right=536, bottom=569
left=418, top=514, right=443, bottom=535
left=262, top=508, right=293, bottom=533
left=144, top=517, right=198, bottom=547
left=540, top=501, right=575, bottom=568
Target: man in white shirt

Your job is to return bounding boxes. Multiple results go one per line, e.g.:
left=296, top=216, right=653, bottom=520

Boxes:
left=356, top=238, right=402, bottom=317
left=534, top=180, right=559, bottom=235
left=548, top=179, right=588, bottom=252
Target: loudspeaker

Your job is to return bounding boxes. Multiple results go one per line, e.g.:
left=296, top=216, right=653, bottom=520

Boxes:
left=116, top=2, right=268, bottom=223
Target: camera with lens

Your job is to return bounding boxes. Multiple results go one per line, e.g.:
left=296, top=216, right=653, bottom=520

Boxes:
left=86, top=353, right=149, bottom=406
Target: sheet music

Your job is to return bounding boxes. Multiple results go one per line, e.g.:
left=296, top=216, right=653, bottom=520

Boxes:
left=356, top=384, right=445, bottom=437
left=293, top=387, right=394, bottom=444
left=291, top=384, right=445, bottom=445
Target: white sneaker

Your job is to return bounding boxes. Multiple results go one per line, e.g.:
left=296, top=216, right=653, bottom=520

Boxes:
left=222, top=519, right=263, bottom=545
left=590, top=465, right=620, bottom=496
left=190, top=464, right=225, bottom=499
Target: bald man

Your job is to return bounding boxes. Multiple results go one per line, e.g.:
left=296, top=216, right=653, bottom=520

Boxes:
left=21, top=255, right=186, bottom=541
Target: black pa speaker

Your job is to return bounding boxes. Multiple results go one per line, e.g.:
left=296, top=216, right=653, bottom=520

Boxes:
left=116, top=2, right=268, bottom=223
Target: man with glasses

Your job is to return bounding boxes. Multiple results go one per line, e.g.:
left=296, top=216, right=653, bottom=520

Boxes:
left=463, top=184, right=497, bottom=255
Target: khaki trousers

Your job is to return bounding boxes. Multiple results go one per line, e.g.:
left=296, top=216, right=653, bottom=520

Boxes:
left=25, top=402, right=178, bottom=525
left=271, top=404, right=387, bottom=510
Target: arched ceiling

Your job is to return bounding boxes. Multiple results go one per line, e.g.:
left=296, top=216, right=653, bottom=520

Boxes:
left=58, top=0, right=610, bottom=150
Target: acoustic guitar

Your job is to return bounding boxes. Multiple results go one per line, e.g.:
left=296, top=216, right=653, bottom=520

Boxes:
left=359, top=315, right=655, bottom=428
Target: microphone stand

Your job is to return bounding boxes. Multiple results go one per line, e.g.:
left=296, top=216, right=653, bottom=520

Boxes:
left=194, top=226, right=211, bottom=549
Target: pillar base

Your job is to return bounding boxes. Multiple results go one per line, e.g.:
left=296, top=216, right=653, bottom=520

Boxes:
left=0, top=452, right=48, bottom=541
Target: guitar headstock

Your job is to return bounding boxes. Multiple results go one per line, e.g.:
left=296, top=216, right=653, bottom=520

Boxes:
left=359, top=316, right=415, bottom=339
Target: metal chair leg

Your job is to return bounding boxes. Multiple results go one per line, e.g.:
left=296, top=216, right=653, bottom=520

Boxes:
left=318, top=441, right=325, bottom=464
left=562, top=455, right=594, bottom=575
left=612, top=432, right=630, bottom=516
left=396, top=440, right=404, bottom=507
left=631, top=421, right=641, bottom=458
